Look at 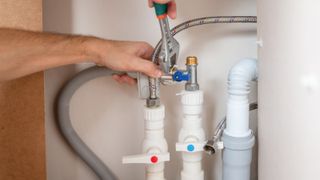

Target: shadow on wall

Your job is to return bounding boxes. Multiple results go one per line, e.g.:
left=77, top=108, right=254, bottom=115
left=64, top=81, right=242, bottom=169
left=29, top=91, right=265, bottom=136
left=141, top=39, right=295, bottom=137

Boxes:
left=43, top=1, right=81, bottom=179
left=43, top=0, right=73, bottom=33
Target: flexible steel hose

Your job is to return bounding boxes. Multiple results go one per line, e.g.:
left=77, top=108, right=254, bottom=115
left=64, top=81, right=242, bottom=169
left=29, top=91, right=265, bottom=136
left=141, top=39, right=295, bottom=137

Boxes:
left=148, top=16, right=257, bottom=104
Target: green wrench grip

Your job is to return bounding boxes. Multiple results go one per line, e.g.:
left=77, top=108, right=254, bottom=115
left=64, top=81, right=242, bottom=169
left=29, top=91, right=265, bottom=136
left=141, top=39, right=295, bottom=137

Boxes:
left=153, top=3, right=168, bottom=17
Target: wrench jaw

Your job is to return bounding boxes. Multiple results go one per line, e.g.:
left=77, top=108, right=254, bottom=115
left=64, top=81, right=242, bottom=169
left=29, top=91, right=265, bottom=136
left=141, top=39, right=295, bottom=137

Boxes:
left=145, top=15, right=181, bottom=107
left=158, top=49, right=170, bottom=74
left=158, top=18, right=180, bottom=75
left=169, top=39, right=180, bottom=71
left=158, top=39, right=180, bottom=75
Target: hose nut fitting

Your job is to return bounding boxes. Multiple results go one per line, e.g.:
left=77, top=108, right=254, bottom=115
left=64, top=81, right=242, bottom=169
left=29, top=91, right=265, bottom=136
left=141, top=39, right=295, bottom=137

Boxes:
left=204, top=140, right=216, bottom=155
left=147, top=98, right=161, bottom=108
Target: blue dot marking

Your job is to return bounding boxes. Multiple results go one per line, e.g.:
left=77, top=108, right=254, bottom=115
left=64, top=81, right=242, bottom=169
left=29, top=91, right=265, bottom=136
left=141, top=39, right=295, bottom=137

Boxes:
left=187, top=144, right=195, bottom=152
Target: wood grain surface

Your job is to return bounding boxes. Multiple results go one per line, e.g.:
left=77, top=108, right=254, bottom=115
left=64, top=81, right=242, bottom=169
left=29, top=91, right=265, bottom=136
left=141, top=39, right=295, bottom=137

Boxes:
left=0, top=0, right=45, bottom=179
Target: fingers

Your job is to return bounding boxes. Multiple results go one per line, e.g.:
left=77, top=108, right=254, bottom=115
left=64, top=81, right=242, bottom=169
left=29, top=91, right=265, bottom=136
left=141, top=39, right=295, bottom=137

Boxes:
left=112, top=74, right=137, bottom=86
left=115, top=41, right=153, bottom=60
left=149, top=0, right=177, bottom=19
left=126, top=42, right=161, bottom=77
left=127, top=56, right=162, bottom=78
left=135, top=42, right=154, bottom=60
left=148, top=0, right=153, bottom=7
left=167, top=1, right=177, bottom=19
left=152, top=0, right=172, bottom=3
left=99, top=40, right=162, bottom=78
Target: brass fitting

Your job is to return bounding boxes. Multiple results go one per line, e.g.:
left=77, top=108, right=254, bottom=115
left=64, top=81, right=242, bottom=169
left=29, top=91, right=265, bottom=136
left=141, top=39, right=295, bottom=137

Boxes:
left=186, top=56, right=198, bottom=65
left=185, top=56, right=199, bottom=91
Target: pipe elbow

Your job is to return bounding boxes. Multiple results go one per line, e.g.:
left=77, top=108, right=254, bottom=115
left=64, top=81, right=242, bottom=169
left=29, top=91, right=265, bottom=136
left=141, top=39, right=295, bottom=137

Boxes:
left=228, top=58, right=258, bottom=96
left=225, top=58, right=258, bottom=137
left=228, top=58, right=258, bottom=82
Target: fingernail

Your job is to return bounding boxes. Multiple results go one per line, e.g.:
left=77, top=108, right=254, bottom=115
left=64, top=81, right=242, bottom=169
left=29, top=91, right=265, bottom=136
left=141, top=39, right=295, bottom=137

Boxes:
left=155, top=70, right=162, bottom=78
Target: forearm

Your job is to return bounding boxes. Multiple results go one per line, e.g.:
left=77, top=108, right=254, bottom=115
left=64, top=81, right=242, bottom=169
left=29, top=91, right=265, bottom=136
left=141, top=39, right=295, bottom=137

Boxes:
left=0, top=28, right=104, bottom=82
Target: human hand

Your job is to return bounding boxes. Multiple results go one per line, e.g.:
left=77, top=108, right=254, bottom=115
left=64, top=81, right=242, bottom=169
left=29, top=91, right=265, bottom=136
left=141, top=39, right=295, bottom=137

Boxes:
left=148, top=0, right=177, bottom=19
left=89, top=40, right=162, bottom=85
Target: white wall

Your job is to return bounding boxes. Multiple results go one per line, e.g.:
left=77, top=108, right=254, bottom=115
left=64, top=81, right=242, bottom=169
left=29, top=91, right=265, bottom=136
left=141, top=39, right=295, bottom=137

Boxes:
left=258, top=0, right=320, bottom=180
left=44, top=0, right=257, bottom=179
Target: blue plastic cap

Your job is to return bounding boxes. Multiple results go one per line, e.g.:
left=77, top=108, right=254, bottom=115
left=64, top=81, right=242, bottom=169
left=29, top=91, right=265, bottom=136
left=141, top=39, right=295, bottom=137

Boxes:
left=187, top=144, right=195, bottom=152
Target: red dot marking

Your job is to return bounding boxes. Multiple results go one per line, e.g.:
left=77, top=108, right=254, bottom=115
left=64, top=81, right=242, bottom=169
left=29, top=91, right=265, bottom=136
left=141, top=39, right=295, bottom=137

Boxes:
left=150, top=156, right=158, bottom=164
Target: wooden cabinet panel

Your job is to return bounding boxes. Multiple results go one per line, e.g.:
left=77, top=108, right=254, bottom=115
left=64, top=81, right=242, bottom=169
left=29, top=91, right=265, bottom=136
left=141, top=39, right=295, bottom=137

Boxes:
left=0, top=0, right=45, bottom=179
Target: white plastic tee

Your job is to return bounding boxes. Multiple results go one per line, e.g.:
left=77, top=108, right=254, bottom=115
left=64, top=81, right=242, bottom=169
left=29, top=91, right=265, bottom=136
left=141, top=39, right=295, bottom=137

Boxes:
left=122, top=105, right=169, bottom=180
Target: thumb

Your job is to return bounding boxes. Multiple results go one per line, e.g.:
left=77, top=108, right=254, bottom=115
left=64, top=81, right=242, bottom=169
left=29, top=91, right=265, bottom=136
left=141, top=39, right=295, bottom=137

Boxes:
left=128, top=57, right=162, bottom=78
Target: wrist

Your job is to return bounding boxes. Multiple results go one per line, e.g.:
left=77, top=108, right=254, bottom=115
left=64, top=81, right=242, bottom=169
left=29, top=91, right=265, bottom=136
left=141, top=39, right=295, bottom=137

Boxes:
left=82, top=37, right=112, bottom=65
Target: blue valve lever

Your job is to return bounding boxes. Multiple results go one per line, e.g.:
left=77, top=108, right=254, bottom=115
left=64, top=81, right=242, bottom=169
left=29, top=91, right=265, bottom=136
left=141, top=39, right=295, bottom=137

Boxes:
left=172, top=70, right=190, bottom=82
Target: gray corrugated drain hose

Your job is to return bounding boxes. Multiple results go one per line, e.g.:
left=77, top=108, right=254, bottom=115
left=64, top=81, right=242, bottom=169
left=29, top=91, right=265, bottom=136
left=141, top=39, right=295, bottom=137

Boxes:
left=55, top=66, right=119, bottom=180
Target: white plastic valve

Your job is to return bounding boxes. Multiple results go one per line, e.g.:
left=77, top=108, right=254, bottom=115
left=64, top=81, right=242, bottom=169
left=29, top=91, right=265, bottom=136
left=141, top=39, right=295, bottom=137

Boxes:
left=122, top=152, right=170, bottom=165
left=176, top=142, right=206, bottom=153
left=123, top=105, right=168, bottom=180
left=177, top=90, right=205, bottom=180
